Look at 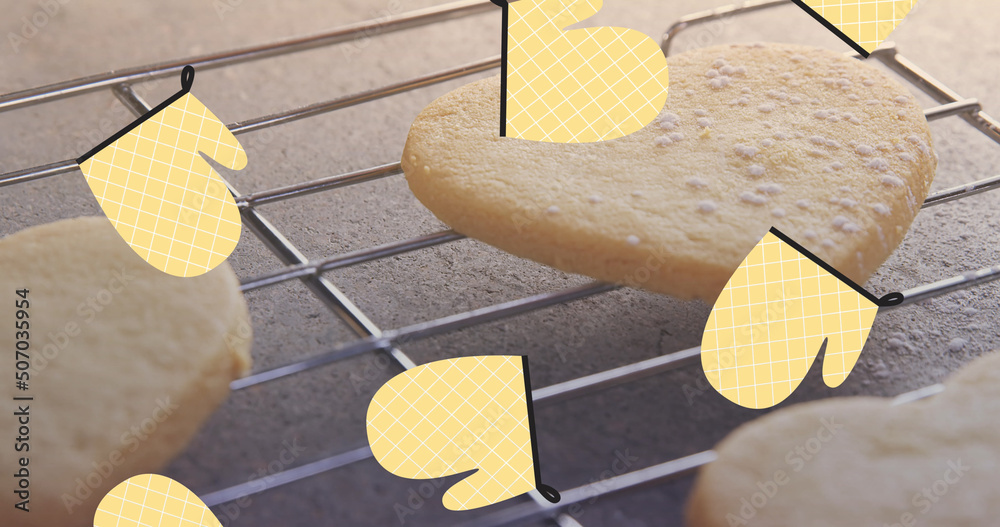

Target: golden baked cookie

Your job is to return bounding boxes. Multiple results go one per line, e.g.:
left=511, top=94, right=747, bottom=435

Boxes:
left=0, top=217, right=252, bottom=527
left=686, top=350, right=1000, bottom=526
left=402, top=43, right=936, bottom=301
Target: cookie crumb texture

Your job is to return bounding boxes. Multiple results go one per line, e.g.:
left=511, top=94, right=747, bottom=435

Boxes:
left=402, top=43, right=935, bottom=301
left=0, top=217, right=252, bottom=527
left=686, top=350, right=1000, bottom=526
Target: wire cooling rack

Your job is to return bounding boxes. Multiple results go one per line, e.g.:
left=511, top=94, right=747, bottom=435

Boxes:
left=2, top=1, right=1000, bottom=525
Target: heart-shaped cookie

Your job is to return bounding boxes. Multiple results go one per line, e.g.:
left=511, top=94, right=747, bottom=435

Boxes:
left=402, top=43, right=936, bottom=301
left=0, top=217, right=251, bottom=527
left=687, top=350, right=1000, bottom=526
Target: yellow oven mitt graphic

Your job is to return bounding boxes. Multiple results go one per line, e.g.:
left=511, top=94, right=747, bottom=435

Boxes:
left=701, top=228, right=903, bottom=409
left=77, top=66, right=246, bottom=277
left=94, top=474, right=223, bottom=527
left=492, top=0, right=669, bottom=143
left=367, top=355, right=559, bottom=511
left=792, top=0, right=919, bottom=57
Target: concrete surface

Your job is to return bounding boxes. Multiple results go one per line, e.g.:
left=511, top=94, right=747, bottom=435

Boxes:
left=1, top=1, right=999, bottom=526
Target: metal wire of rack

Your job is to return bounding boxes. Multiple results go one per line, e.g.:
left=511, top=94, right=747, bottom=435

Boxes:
left=2, top=1, right=1000, bottom=525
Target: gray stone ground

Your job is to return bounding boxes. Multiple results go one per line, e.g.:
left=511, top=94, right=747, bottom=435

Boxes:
left=1, top=1, right=998, bottom=526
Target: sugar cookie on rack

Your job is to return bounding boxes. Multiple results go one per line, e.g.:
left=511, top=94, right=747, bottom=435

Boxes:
left=0, top=217, right=252, bottom=527
left=402, top=43, right=936, bottom=301
left=686, top=349, right=1000, bottom=526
